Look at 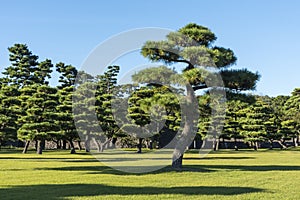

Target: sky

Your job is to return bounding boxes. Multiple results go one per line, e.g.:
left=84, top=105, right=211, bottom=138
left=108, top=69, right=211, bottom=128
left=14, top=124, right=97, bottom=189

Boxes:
left=0, top=0, right=300, bottom=96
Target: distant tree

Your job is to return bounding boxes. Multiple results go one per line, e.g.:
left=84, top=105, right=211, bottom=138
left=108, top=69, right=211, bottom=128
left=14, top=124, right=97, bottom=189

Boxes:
left=3, top=44, right=52, bottom=87
left=2, top=44, right=39, bottom=87
left=0, top=85, right=21, bottom=149
left=73, top=73, right=98, bottom=152
left=223, top=100, right=249, bottom=150
left=94, top=66, right=121, bottom=152
left=264, top=95, right=289, bottom=149
left=240, top=97, right=272, bottom=150
left=282, top=89, right=300, bottom=147
left=2, top=44, right=55, bottom=152
left=18, top=85, right=60, bottom=154
left=56, top=62, right=79, bottom=153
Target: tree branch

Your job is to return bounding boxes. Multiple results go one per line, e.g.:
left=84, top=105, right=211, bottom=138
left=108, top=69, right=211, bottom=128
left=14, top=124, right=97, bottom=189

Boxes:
left=192, top=84, right=207, bottom=91
left=172, top=59, right=193, bottom=67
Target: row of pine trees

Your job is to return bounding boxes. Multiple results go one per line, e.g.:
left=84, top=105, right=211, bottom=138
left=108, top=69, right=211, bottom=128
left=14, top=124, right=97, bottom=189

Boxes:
left=0, top=44, right=299, bottom=154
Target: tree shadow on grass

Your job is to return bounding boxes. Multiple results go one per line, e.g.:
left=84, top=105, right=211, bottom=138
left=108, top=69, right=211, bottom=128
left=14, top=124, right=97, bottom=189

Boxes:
left=184, top=156, right=255, bottom=160
left=185, top=164, right=300, bottom=172
left=0, top=184, right=265, bottom=200
left=35, top=163, right=300, bottom=176
left=34, top=164, right=217, bottom=175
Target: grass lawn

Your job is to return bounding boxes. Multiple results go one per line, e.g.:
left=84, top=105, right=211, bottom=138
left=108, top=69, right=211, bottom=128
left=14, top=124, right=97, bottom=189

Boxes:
left=0, top=148, right=299, bottom=199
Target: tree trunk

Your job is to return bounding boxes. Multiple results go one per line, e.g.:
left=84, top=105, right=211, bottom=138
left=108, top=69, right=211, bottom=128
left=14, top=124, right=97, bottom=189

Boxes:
left=137, top=138, right=143, bottom=153
left=269, top=140, right=273, bottom=150
left=85, top=133, right=91, bottom=152
left=222, top=137, right=226, bottom=149
left=103, top=139, right=111, bottom=151
left=111, top=138, right=117, bottom=149
left=62, top=140, right=67, bottom=150
left=69, top=140, right=76, bottom=154
left=172, top=84, right=198, bottom=169
left=93, top=137, right=102, bottom=152
left=77, top=141, right=82, bottom=151
left=234, top=137, right=238, bottom=151
left=278, top=139, right=287, bottom=149
left=172, top=153, right=183, bottom=169
left=297, top=134, right=299, bottom=146
left=293, top=137, right=298, bottom=147
left=35, top=140, right=38, bottom=150
left=213, top=138, right=219, bottom=151
left=23, top=141, right=30, bottom=154
left=253, top=141, right=258, bottom=151
left=41, top=139, right=45, bottom=150
left=149, top=139, right=153, bottom=150
left=36, top=140, right=43, bottom=154
left=55, top=140, right=60, bottom=149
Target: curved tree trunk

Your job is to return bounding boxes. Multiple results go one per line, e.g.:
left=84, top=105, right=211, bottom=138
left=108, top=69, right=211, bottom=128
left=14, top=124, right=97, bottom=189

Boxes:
left=278, top=139, right=287, bottom=149
left=93, top=137, right=102, bottom=152
left=172, top=84, right=198, bottom=169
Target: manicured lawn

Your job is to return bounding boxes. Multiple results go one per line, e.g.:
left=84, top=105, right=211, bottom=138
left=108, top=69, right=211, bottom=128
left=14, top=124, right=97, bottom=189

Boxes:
left=0, top=148, right=299, bottom=199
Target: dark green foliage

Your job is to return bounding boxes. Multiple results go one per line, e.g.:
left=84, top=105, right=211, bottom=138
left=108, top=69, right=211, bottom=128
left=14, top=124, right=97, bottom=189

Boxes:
left=18, top=85, right=60, bottom=154
left=56, top=63, right=79, bottom=153
left=281, top=89, right=300, bottom=146
left=95, top=66, right=121, bottom=151
left=3, top=44, right=53, bottom=87
left=140, top=23, right=259, bottom=168
left=0, top=85, right=21, bottom=147
left=221, top=69, right=260, bottom=92
left=73, top=80, right=98, bottom=152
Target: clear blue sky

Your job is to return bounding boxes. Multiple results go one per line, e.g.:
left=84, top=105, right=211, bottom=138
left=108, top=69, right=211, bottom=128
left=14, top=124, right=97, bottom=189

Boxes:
left=0, top=0, right=299, bottom=96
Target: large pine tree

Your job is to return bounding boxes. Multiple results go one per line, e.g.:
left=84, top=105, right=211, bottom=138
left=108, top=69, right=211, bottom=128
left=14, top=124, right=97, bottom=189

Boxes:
left=137, top=23, right=260, bottom=168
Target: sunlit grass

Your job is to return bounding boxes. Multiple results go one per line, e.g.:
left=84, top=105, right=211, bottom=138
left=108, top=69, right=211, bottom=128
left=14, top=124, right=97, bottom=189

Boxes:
left=0, top=148, right=299, bottom=199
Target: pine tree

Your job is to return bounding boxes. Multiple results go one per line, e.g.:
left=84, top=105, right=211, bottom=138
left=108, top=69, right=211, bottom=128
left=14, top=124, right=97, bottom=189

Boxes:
left=223, top=100, right=249, bottom=150
left=140, top=23, right=260, bottom=168
left=73, top=75, right=98, bottom=152
left=56, top=62, right=78, bottom=153
left=94, top=66, right=121, bottom=152
left=240, top=97, right=272, bottom=150
left=282, top=88, right=300, bottom=147
left=18, top=85, right=60, bottom=154
left=3, top=44, right=39, bottom=87
left=2, top=44, right=55, bottom=153
left=0, top=85, right=21, bottom=148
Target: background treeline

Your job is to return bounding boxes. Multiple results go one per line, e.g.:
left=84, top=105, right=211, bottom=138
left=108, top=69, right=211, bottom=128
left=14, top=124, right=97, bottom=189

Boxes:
left=0, top=44, right=299, bottom=154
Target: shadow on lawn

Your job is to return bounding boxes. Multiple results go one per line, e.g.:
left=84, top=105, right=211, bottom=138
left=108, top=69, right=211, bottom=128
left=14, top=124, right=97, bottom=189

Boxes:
left=184, top=156, right=255, bottom=160
left=0, top=184, right=265, bottom=199
left=34, top=162, right=300, bottom=176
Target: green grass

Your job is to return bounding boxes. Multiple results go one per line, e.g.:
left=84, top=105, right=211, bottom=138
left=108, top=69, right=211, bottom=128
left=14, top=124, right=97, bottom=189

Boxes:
left=0, top=148, right=300, bottom=199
